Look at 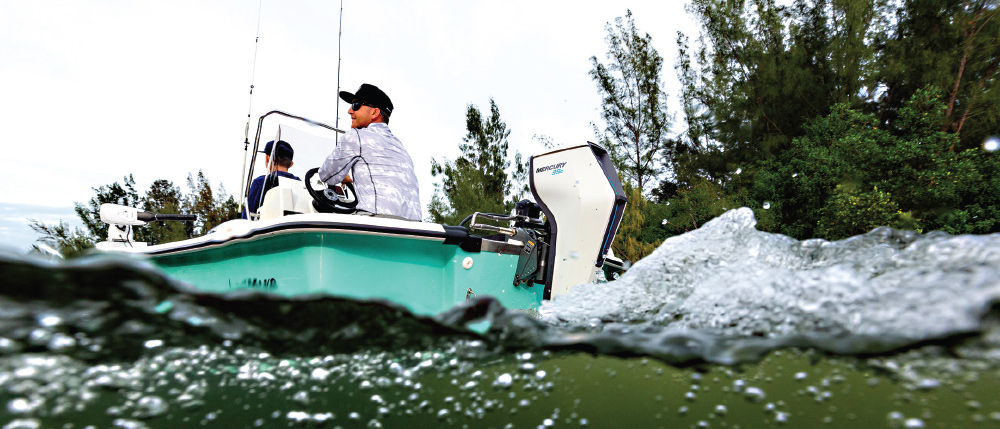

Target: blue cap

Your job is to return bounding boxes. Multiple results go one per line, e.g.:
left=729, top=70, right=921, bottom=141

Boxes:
left=259, top=140, right=293, bottom=159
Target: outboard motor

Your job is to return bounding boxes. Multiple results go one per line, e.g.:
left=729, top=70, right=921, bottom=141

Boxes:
left=530, top=143, right=627, bottom=298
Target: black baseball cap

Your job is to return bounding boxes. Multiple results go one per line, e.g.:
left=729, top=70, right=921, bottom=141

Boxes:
left=259, top=140, right=294, bottom=159
left=339, top=83, right=393, bottom=116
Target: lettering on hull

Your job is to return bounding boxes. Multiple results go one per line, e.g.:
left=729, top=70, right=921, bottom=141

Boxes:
left=229, top=278, right=278, bottom=290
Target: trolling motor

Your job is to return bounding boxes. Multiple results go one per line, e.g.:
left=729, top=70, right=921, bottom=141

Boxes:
left=95, top=203, right=197, bottom=250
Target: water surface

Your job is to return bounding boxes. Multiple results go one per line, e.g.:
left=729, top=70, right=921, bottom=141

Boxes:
left=2, top=208, right=998, bottom=427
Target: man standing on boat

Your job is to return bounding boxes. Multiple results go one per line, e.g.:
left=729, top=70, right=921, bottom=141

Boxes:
left=243, top=140, right=301, bottom=219
left=319, top=83, right=421, bottom=221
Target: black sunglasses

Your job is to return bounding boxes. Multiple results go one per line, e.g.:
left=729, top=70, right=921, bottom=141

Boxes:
left=350, top=101, right=373, bottom=111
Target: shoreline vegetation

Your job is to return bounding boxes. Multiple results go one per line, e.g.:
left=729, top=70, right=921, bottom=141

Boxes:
left=33, top=1, right=1000, bottom=264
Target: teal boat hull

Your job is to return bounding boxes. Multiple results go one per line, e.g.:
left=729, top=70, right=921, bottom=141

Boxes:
left=130, top=215, right=543, bottom=317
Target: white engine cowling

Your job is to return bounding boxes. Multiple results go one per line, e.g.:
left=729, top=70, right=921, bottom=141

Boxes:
left=530, top=143, right=627, bottom=298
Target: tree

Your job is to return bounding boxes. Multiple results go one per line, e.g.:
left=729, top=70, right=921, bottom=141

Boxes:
left=759, top=87, right=1000, bottom=239
left=590, top=10, right=673, bottom=195
left=428, top=99, right=527, bottom=225
left=28, top=220, right=94, bottom=259
left=611, top=185, right=662, bottom=263
left=185, top=171, right=239, bottom=235
left=75, top=175, right=143, bottom=240
left=31, top=172, right=238, bottom=256
left=880, top=0, right=1000, bottom=150
left=674, top=0, right=892, bottom=186
left=142, top=179, right=191, bottom=245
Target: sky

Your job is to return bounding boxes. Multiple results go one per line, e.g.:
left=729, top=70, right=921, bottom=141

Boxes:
left=0, top=0, right=701, bottom=252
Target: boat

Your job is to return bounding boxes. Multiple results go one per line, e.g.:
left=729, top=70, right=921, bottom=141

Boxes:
left=95, top=111, right=627, bottom=317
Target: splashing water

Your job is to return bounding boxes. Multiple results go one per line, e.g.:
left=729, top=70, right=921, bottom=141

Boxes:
left=543, top=209, right=999, bottom=344
left=2, top=208, right=999, bottom=426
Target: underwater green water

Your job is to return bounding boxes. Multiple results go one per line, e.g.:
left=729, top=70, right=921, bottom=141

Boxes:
left=4, top=209, right=1000, bottom=427
left=3, top=346, right=998, bottom=428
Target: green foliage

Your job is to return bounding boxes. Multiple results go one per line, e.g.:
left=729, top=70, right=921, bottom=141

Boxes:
left=675, top=0, right=893, bottom=185
left=590, top=10, right=673, bottom=194
left=185, top=171, right=239, bottom=235
left=655, top=177, right=744, bottom=236
left=31, top=172, right=237, bottom=257
left=28, top=219, right=94, bottom=259
left=815, top=185, right=902, bottom=238
left=881, top=0, right=1000, bottom=150
left=611, top=185, right=662, bottom=263
left=75, top=174, right=142, bottom=240
left=143, top=179, right=191, bottom=245
left=428, top=99, right=527, bottom=225
left=755, top=88, right=1000, bottom=239
left=669, top=0, right=1000, bottom=240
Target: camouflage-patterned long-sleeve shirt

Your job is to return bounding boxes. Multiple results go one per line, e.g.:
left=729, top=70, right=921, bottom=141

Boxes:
left=319, top=123, right=422, bottom=221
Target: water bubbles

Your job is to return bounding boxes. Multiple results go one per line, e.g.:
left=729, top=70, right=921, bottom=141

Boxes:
left=794, top=372, right=807, bottom=381
left=286, top=411, right=311, bottom=423
left=143, top=339, right=163, bottom=349
left=2, top=419, right=41, bottom=429
left=47, top=333, right=76, bottom=352
left=310, top=367, right=330, bottom=380
left=714, top=404, right=727, bottom=415
left=570, top=251, right=579, bottom=260
left=133, top=396, right=168, bottom=419
left=743, top=386, right=766, bottom=402
left=763, top=202, right=771, bottom=210
left=37, top=315, right=62, bottom=327
left=0, top=337, right=21, bottom=354
left=154, top=301, right=173, bottom=313
left=112, top=418, right=149, bottom=429
left=914, top=379, right=939, bottom=390
left=661, top=219, right=668, bottom=225
left=983, top=136, right=1000, bottom=151
left=735, top=168, right=742, bottom=174
left=7, top=398, right=40, bottom=414
left=494, top=373, right=513, bottom=388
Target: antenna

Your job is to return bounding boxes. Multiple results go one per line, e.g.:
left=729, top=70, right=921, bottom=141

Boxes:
left=239, top=0, right=265, bottom=213
left=335, top=0, right=344, bottom=140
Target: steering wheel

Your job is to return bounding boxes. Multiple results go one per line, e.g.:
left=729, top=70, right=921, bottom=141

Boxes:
left=305, top=167, right=359, bottom=214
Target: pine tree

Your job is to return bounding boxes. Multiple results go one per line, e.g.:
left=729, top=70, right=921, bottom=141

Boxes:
left=428, top=99, right=527, bottom=225
left=590, top=10, right=673, bottom=195
left=142, top=179, right=191, bottom=244
left=185, top=171, right=239, bottom=235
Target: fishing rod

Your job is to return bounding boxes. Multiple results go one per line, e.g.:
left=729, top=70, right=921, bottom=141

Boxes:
left=238, top=0, right=265, bottom=213
left=335, top=0, right=343, bottom=140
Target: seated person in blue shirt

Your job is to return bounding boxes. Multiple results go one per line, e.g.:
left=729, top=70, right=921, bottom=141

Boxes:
left=243, top=140, right=301, bottom=219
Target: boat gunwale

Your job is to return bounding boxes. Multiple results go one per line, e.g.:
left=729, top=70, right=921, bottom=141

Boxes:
left=139, top=214, right=516, bottom=256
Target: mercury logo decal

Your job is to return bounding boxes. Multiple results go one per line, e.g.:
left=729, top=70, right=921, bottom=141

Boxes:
left=536, top=162, right=567, bottom=175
